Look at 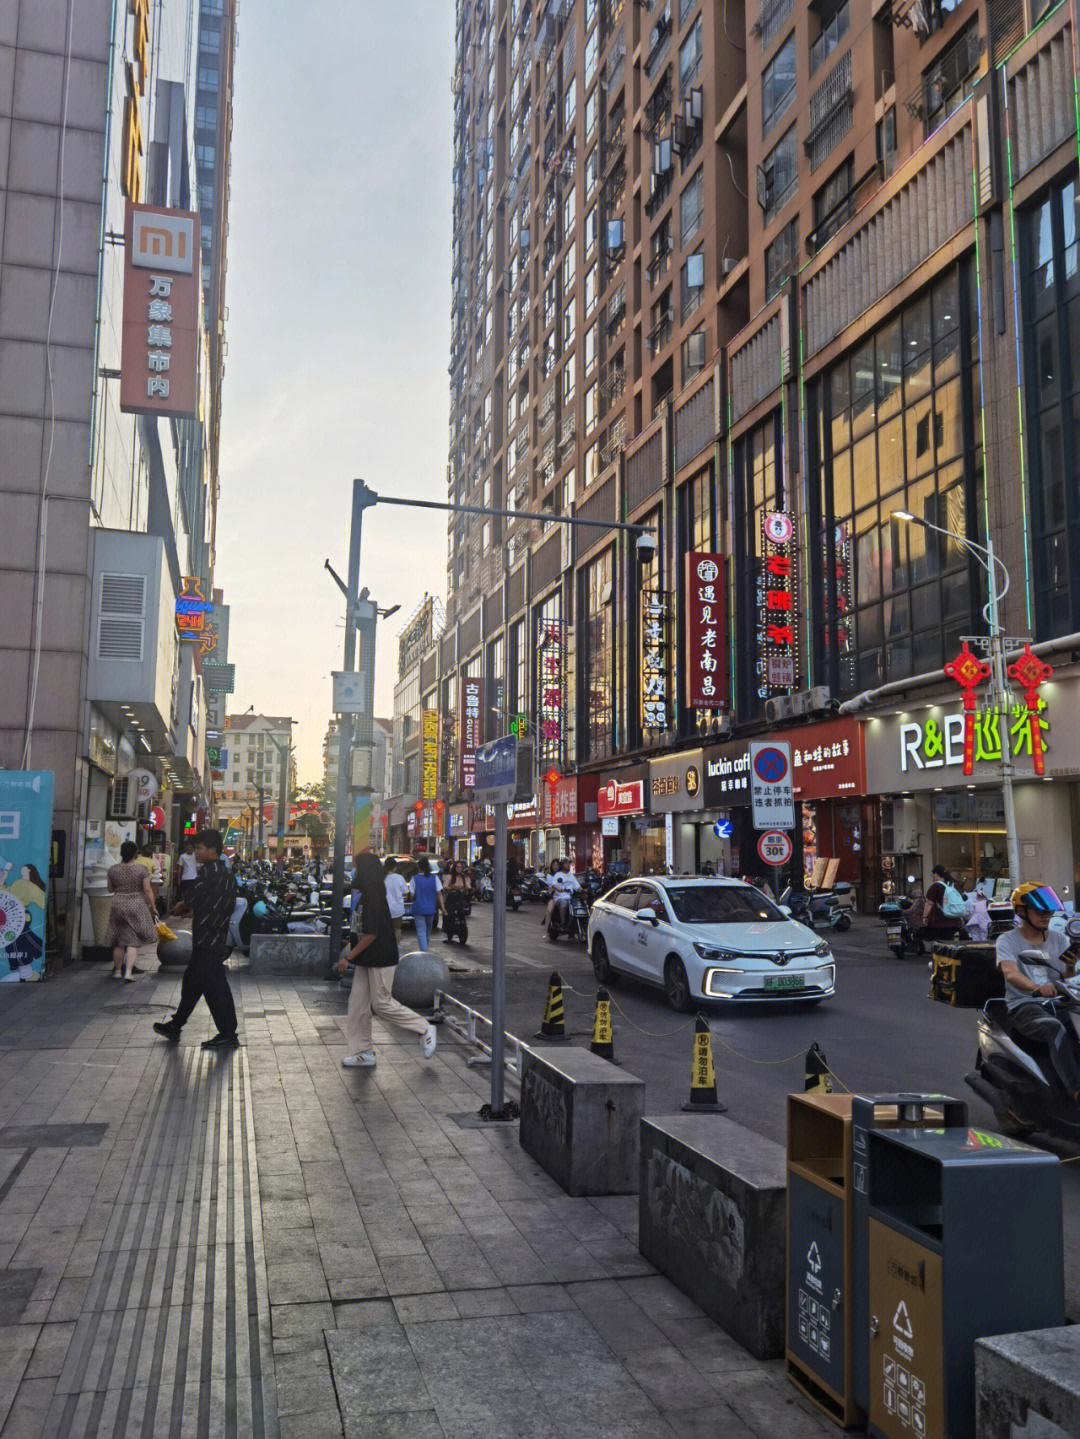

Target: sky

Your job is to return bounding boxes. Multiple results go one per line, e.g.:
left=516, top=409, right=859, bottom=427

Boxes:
left=215, top=1, right=455, bottom=783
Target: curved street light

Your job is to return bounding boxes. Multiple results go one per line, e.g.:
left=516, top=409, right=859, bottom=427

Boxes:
left=891, top=511, right=1020, bottom=882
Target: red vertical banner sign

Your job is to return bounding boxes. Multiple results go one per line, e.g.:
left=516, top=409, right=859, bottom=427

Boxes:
left=759, top=512, right=798, bottom=693
left=537, top=621, right=566, bottom=770
left=459, top=678, right=483, bottom=789
left=685, top=553, right=726, bottom=710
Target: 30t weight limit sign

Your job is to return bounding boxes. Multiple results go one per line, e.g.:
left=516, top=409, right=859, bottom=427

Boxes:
left=749, top=741, right=795, bottom=830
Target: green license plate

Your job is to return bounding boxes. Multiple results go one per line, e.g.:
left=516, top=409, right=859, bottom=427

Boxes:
left=764, top=974, right=805, bottom=991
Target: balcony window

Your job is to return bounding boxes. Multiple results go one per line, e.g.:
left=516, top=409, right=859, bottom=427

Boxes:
left=563, top=76, right=577, bottom=130
left=585, top=322, right=598, bottom=374
left=682, top=327, right=706, bottom=378
left=809, top=0, right=849, bottom=75
left=681, top=248, right=705, bottom=318
left=810, top=156, right=854, bottom=252
left=679, top=168, right=704, bottom=247
left=678, top=15, right=703, bottom=95
left=765, top=218, right=799, bottom=300
left=585, top=26, right=599, bottom=85
left=761, top=32, right=796, bottom=136
left=758, top=124, right=797, bottom=224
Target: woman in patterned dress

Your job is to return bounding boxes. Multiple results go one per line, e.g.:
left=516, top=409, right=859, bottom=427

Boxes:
left=104, top=841, right=158, bottom=981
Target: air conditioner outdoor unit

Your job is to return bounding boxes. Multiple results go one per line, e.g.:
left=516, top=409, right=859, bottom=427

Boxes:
left=765, top=696, right=795, bottom=724
left=807, top=685, right=833, bottom=712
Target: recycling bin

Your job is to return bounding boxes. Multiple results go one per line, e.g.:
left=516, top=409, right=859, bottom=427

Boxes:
left=864, top=1126, right=1062, bottom=1438
left=786, top=1092, right=858, bottom=1426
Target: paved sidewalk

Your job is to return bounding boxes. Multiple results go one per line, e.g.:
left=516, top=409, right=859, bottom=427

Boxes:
left=0, top=957, right=837, bottom=1439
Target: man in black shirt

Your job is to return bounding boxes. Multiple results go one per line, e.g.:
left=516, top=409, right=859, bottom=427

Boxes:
left=336, top=849, right=435, bottom=1068
left=153, top=829, right=239, bottom=1050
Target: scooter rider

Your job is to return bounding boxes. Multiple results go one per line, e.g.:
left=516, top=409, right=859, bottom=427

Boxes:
left=544, top=859, right=580, bottom=930
left=996, top=882, right=1080, bottom=1106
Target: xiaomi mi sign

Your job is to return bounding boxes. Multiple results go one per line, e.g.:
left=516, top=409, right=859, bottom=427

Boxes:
left=120, top=202, right=200, bottom=420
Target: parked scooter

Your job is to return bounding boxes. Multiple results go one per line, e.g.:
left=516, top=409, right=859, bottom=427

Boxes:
left=780, top=885, right=851, bottom=933
left=474, top=871, right=495, bottom=903
left=965, top=915, right=1080, bottom=1140
left=521, top=871, right=550, bottom=904
left=878, top=887, right=925, bottom=960
left=506, top=880, right=522, bottom=911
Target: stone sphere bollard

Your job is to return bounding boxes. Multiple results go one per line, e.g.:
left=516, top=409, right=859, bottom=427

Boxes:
left=157, top=932, right=193, bottom=969
left=392, top=950, right=450, bottom=1009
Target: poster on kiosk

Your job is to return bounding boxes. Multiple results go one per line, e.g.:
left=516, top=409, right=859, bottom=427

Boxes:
left=0, top=771, right=53, bottom=982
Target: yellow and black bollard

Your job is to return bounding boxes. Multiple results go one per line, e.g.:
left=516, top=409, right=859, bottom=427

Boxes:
left=804, top=1041, right=833, bottom=1093
left=590, top=987, right=614, bottom=1061
left=681, top=1015, right=726, bottom=1112
left=535, top=970, right=568, bottom=1039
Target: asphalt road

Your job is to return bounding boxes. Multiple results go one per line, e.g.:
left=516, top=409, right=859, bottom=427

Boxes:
left=431, top=897, right=1080, bottom=1317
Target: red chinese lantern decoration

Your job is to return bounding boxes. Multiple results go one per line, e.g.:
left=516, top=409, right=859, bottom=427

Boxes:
left=434, top=800, right=445, bottom=813
left=1008, top=643, right=1053, bottom=776
left=543, top=768, right=562, bottom=789
left=413, top=800, right=424, bottom=814
left=943, top=643, right=990, bottom=776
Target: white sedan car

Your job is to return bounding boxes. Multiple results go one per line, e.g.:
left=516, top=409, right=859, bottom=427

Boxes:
left=587, top=876, right=836, bottom=1010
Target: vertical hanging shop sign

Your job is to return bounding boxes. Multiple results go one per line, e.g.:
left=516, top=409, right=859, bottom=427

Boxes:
left=440, top=710, right=458, bottom=792
left=685, top=553, right=726, bottom=711
left=421, top=708, right=439, bottom=801
left=641, top=591, right=670, bottom=732
left=834, top=522, right=855, bottom=681
left=537, top=621, right=566, bottom=770
left=459, top=679, right=483, bottom=790
left=759, top=511, right=798, bottom=693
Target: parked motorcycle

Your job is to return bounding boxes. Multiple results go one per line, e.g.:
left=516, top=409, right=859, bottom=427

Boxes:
left=878, top=894, right=925, bottom=960
left=965, top=916, right=1080, bottom=1141
left=546, top=891, right=590, bottom=944
left=507, top=881, right=522, bottom=911
left=521, top=872, right=550, bottom=904
left=780, top=885, right=851, bottom=933
left=474, top=871, right=495, bottom=903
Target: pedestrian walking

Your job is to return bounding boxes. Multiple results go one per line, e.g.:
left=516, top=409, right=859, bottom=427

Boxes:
left=104, top=840, right=158, bottom=981
left=175, top=840, right=198, bottom=911
left=153, top=829, right=239, bottom=1050
left=383, top=855, right=408, bottom=944
left=407, top=857, right=443, bottom=951
left=337, top=851, right=436, bottom=1069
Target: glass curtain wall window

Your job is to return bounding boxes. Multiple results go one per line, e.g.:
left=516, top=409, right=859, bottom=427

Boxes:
left=536, top=589, right=566, bottom=769
left=808, top=262, right=981, bottom=695
left=582, top=549, right=615, bottom=761
left=734, top=413, right=782, bottom=716
left=1023, top=175, right=1080, bottom=636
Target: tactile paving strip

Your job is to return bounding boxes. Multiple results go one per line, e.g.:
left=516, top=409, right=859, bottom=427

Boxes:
left=46, top=1049, right=278, bottom=1438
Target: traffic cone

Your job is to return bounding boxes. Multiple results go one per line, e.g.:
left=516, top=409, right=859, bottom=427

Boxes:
left=681, top=1015, right=726, bottom=1112
left=535, top=970, right=568, bottom=1039
left=590, top=988, right=614, bottom=1061
left=804, top=1041, right=833, bottom=1093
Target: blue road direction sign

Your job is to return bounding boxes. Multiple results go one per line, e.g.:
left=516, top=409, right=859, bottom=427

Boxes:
left=749, top=740, right=795, bottom=830
left=474, top=736, right=534, bottom=805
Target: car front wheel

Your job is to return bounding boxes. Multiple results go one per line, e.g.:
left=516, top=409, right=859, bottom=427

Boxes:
left=591, top=935, right=616, bottom=985
left=664, top=956, right=692, bottom=1013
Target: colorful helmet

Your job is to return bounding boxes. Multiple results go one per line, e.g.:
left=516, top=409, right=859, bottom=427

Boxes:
left=1011, top=882, right=1062, bottom=915
left=252, top=900, right=268, bottom=918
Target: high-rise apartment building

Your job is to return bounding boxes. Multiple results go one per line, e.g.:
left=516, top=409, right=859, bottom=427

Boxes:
left=440, top=0, right=1080, bottom=897
left=1, top=1, right=238, bottom=956
left=194, top=0, right=238, bottom=487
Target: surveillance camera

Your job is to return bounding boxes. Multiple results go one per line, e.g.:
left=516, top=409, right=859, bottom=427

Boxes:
left=635, top=531, right=658, bottom=556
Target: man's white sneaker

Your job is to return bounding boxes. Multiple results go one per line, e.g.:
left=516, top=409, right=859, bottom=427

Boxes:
left=341, top=1051, right=376, bottom=1068
left=420, top=1025, right=437, bottom=1060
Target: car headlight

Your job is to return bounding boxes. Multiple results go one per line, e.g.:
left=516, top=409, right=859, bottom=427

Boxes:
left=694, top=943, right=740, bottom=962
left=813, top=941, right=831, bottom=959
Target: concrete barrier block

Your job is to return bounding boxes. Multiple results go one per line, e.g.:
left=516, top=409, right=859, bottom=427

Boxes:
left=519, top=1046, right=644, bottom=1196
left=248, top=933, right=331, bottom=976
left=639, top=1114, right=787, bottom=1360
left=976, top=1327, right=1080, bottom=1439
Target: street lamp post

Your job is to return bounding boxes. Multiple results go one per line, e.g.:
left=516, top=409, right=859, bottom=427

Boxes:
left=892, top=512, right=1021, bottom=882
left=268, top=725, right=294, bottom=863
